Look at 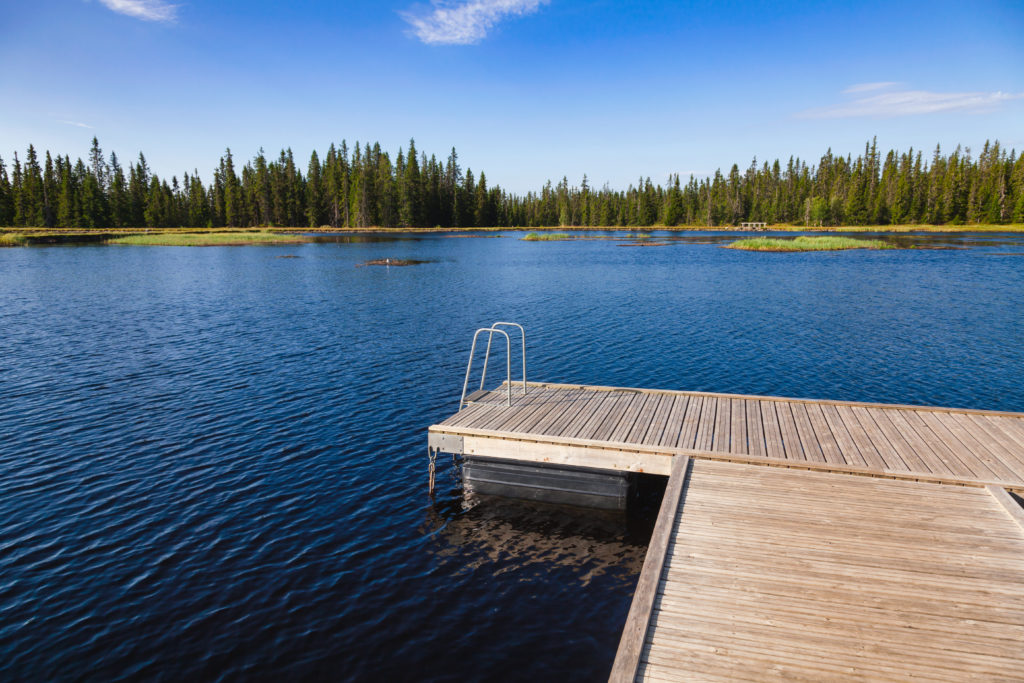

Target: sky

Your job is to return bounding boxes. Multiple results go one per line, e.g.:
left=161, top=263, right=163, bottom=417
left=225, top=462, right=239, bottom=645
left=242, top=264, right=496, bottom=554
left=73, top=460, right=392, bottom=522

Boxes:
left=2, top=0, right=1022, bottom=193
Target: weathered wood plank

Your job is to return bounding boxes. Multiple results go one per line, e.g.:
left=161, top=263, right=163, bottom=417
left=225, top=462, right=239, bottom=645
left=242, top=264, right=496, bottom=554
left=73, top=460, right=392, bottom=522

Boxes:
left=613, top=393, right=657, bottom=444
left=522, top=390, right=580, bottom=437
left=554, top=389, right=612, bottom=439
left=758, top=400, right=785, bottom=460
left=477, top=386, right=552, bottom=432
left=524, top=379, right=1024, bottom=419
left=774, top=401, right=804, bottom=461
left=819, top=404, right=867, bottom=467
left=572, top=391, right=627, bottom=441
left=628, top=393, right=665, bottom=444
left=743, top=399, right=765, bottom=458
left=848, top=405, right=906, bottom=472
left=712, top=397, right=731, bottom=453
left=957, top=413, right=1024, bottom=477
left=927, top=411, right=1019, bottom=481
left=834, top=405, right=886, bottom=470
left=642, top=394, right=679, bottom=446
left=900, top=409, right=978, bottom=478
left=656, top=394, right=688, bottom=449
left=790, top=402, right=825, bottom=463
left=639, top=459, right=1024, bottom=682
left=986, top=485, right=1024, bottom=533
left=694, top=396, right=717, bottom=452
left=609, top=456, right=690, bottom=683
left=804, top=403, right=844, bottom=465
left=592, top=392, right=643, bottom=442
left=729, top=398, right=747, bottom=455
left=866, top=407, right=929, bottom=473
left=497, top=387, right=572, bottom=433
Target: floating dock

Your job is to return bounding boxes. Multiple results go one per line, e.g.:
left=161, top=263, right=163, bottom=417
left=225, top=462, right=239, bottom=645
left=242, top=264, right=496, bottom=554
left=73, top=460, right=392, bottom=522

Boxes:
left=428, top=381, right=1024, bottom=681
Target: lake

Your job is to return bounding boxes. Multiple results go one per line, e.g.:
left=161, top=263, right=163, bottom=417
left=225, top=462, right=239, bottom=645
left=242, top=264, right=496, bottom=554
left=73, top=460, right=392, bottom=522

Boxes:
left=1, top=231, right=1023, bottom=680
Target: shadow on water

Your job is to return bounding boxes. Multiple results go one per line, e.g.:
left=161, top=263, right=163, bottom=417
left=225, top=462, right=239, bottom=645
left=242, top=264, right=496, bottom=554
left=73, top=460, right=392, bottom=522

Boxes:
left=423, top=469, right=667, bottom=587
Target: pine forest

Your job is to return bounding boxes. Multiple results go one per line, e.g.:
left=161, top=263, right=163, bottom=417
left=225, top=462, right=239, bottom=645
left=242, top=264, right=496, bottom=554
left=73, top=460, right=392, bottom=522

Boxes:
left=1, top=137, right=1022, bottom=229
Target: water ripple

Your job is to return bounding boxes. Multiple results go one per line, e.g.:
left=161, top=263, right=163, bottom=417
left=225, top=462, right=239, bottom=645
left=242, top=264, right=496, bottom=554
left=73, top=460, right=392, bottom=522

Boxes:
left=0, top=233, right=1023, bottom=680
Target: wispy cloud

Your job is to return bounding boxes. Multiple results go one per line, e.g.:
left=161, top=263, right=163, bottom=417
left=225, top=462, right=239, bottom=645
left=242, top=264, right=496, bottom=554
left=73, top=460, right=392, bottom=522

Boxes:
left=401, top=0, right=548, bottom=45
left=798, top=86, right=1024, bottom=119
left=98, top=0, right=178, bottom=23
left=59, top=120, right=94, bottom=129
left=842, top=82, right=902, bottom=94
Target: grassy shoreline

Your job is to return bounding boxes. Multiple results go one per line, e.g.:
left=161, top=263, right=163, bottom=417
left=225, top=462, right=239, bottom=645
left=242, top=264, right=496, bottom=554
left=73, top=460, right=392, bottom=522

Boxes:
left=108, top=231, right=308, bottom=246
left=2, top=223, right=1023, bottom=247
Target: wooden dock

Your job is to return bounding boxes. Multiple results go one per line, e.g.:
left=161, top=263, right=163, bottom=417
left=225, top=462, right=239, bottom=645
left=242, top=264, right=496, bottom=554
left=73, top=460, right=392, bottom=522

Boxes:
left=427, top=381, right=1024, bottom=681
left=432, top=382, right=1024, bottom=488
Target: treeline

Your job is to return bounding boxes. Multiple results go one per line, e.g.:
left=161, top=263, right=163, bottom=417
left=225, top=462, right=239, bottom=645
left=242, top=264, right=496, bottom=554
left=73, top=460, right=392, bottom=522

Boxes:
left=1, top=137, right=1022, bottom=229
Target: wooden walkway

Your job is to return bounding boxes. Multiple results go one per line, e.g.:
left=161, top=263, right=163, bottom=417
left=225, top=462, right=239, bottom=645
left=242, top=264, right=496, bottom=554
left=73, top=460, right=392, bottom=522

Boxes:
left=611, top=458, right=1024, bottom=682
left=432, top=382, right=1024, bottom=490
left=428, top=380, right=1024, bottom=680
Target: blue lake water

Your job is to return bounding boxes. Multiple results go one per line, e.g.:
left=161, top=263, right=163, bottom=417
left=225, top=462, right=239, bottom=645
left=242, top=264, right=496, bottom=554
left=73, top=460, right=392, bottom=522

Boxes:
left=2, top=231, right=1023, bottom=680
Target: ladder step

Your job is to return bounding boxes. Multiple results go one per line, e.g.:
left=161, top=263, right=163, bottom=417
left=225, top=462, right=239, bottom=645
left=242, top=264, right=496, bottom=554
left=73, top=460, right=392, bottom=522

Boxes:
left=463, top=389, right=490, bottom=404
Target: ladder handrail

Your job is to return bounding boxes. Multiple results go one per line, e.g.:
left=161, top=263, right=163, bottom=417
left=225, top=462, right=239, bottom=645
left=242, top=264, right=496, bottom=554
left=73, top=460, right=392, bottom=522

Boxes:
left=460, top=327, right=512, bottom=409
left=480, top=322, right=527, bottom=395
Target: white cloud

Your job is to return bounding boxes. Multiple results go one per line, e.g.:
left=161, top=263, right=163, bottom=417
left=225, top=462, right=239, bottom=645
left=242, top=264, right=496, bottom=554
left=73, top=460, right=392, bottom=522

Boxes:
left=59, top=120, right=94, bottom=129
left=401, top=0, right=548, bottom=45
left=798, top=87, right=1024, bottom=119
left=98, top=0, right=178, bottom=23
left=842, top=82, right=902, bottom=94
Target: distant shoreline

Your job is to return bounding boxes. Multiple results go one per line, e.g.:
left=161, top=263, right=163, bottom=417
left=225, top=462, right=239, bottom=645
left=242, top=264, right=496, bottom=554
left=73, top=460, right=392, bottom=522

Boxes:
left=3, top=223, right=1023, bottom=247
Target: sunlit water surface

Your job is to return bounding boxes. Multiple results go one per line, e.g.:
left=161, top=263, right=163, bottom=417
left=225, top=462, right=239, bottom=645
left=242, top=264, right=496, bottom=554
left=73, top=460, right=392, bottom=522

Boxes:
left=2, top=231, right=1023, bottom=680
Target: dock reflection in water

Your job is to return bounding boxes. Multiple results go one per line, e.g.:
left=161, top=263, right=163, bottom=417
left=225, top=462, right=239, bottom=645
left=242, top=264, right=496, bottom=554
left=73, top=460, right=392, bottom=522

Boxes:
left=424, top=473, right=666, bottom=588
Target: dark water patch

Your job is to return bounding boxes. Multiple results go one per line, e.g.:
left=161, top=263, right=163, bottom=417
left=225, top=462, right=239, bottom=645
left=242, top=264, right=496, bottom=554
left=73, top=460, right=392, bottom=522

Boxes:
left=617, top=242, right=671, bottom=247
left=443, top=234, right=505, bottom=238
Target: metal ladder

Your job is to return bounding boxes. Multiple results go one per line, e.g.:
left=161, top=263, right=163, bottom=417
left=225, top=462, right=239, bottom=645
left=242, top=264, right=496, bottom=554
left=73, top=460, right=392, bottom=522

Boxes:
left=430, top=322, right=528, bottom=494
left=459, top=322, right=528, bottom=409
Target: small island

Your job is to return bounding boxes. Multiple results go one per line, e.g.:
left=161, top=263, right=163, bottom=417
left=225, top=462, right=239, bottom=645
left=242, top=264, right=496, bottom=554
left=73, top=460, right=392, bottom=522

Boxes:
left=522, top=232, right=573, bottom=241
left=726, top=235, right=894, bottom=252
left=108, top=231, right=309, bottom=246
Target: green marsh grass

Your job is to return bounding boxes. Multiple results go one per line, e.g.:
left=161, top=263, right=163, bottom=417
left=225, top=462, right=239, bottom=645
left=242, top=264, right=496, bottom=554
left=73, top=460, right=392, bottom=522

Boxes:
left=108, top=231, right=308, bottom=246
left=726, top=235, right=894, bottom=252
left=522, top=232, right=572, bottom=241
left=0, top=233, right=29, bottom=246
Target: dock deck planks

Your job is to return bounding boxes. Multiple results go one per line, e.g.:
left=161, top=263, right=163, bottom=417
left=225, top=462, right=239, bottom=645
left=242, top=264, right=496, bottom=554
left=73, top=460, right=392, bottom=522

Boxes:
left=627, top=459, right=1024, bottom=682
left=433, top=381, right=1024, bottom=490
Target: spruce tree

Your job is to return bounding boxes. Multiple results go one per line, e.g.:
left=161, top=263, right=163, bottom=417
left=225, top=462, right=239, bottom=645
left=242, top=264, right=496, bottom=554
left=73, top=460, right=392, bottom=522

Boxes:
left=108, top=152, right=128, bottom=228
left=305, top=150, right=323, bottom=227
left=221, top=149, right=243, bottom=227
left=20, top=146, right=45, bottom=226
left=42, top=152, right=56, bottom=227
left=475, top=171, right=491, bottom=226
left=0, top=156, right=12, bottom=225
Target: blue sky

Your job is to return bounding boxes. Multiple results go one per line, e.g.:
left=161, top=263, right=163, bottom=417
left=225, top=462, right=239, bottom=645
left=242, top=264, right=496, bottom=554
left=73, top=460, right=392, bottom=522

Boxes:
left=2, top=0, right=1022, bottom=192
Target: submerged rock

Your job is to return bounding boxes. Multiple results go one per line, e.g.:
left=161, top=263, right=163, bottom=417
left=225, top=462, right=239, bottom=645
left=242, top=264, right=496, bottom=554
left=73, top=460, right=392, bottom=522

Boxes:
left=357, top=258, right=433, bottom=267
